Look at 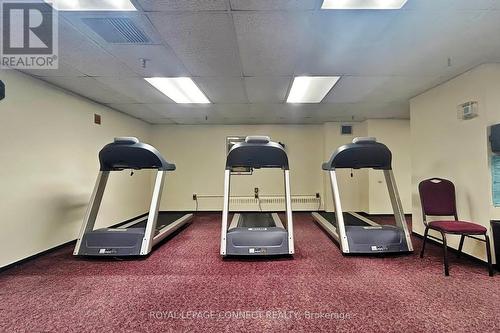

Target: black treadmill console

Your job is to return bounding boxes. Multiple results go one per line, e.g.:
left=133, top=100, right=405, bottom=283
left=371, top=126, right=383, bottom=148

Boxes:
left=490, top=124, right=500, bottom=153
left=99, top=137, right=176, bottom=171
left=0, top=80, right=4, bottom=100
left=323, top=137, right=392, bottom=170
left=226, top=136, right=289, bottom=170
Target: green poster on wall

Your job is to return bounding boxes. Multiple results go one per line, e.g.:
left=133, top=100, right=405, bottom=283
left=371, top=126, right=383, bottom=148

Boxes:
left=492, top=156, right=500, bottom=207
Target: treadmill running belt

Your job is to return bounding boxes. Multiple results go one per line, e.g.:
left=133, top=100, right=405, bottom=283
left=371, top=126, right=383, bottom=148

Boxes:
left=238, top=213, right=276, bottom=228
left=131, top=212, right=188, bottom=231
left=318, top=212, right=368, bottom=227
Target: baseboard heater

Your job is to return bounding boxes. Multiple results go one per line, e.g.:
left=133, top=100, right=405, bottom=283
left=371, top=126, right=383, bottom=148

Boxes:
left=196, top=195, right=321, bottom=211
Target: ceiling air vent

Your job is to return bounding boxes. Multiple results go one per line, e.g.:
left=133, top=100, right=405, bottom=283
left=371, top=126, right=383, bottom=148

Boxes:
left=82, top=17, right=151, bottom=44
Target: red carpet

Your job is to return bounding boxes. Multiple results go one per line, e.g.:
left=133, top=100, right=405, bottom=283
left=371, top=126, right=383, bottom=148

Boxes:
left=1, top=213, right=498, bottom=332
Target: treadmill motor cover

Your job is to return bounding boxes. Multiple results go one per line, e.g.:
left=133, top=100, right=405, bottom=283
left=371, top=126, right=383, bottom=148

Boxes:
left=80, top=228, right=145, bottom=256
left=345, top=225, right=409, bottom=253
left=226, top=227, right=289, bottom=255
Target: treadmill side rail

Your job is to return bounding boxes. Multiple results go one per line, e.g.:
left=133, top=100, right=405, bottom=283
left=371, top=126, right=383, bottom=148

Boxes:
left=271, top=213, right=284, bottom=229
left=311, top=212, right=340, bottom=243
left=152, top=213, right=193, bottom=247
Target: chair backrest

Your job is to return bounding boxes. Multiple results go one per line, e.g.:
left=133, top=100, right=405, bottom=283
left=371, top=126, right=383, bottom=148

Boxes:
left=418, top=178, right=458, bottom=219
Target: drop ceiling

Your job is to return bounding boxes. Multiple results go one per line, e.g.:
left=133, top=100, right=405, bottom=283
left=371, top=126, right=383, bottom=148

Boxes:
left=20, top=0, right=500, bottom=124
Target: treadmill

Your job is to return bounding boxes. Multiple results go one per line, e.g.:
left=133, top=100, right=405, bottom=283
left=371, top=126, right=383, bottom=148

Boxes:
left=220, top=136, right=294, bottom=256
left=312, top=137, right=413, bottom=254
left=73, top=137, right=193, bottom=257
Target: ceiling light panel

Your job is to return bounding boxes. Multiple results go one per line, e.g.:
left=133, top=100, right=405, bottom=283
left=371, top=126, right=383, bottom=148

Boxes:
left=46, top=0, right=137, bottom=11
left=321, top=0, right=408, bottom=10
left=287, top=76, right=341, bottom=104
left=145, top=77, right=211, bottom=104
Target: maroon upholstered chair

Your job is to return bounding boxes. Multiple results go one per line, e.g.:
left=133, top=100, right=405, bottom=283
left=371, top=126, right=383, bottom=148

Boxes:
left=418, top=178, right=493, bottom=276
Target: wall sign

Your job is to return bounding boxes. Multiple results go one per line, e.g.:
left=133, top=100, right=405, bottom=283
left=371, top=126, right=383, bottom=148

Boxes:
left=492, top=156, right=500, bottom=207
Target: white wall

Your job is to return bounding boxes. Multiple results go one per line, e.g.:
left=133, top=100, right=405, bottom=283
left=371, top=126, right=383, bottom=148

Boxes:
left=150, top=125, right=325, bottom=211
left=151, top=121, right=411, bottom=214
left=366, top=119, right=412, bottom=214
left=0, top=71, right=151, bottom=268
left=410, top=64, right=500, bottom=262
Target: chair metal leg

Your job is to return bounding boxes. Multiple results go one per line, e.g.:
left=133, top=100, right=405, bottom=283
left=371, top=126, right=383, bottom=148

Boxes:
left=420, top=226, right=429, bottom=258
left=485, top=234, right=494, bottom=277
left=441, top=232, right=450, bottom=276
left=457, top=235, right=465, bottom=258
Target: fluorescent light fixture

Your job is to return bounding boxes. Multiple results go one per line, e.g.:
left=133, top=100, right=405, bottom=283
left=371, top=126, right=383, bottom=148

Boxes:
left=321, top=0, right=408, bottom=10
left=145, top=77, right=211, bottom=104
left=286, top=76, right=340, bottom=104
left=46, top=0, right=137, bottom=11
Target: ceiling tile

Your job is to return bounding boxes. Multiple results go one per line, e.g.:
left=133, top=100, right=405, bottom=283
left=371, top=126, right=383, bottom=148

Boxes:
left=148, top=12, right=242, bottom=76
left=58, top=19, right=137, bottom=77
left=321, top=103, right=410, bottom=120
left=41, top=77, right=136, bottom=103
left=324, top=75, right=442, bottom=103
left=19, top=62, right=85, bottom=77
left=296, top=11, right=400, bottom=75
left=167, top=116, right=222, bottom=125
left=297, top=10, right=500, bottom=77
left=136, top=0, right=227, bottom=11
left=154, top=118, right=177, bottom=124
left=142, top=104, right=215, bottom=118
left=106, top=103, right=174, bottom=123
left=244, top=77, right=291, bottom=103
left=230, top=0, right=317, bottom=11
left=194, top=77, right=248, bottom=103
left=248, top=104, right=321, bottom=118
left=211, top=104, right=251, bottom=117
left=105, top=45, right=189, bottom=77
left=94, top=77, right=175, bottom=103
left=402, top=0, right=494, bottom=10
left=234, top=12, right=311, bottom=76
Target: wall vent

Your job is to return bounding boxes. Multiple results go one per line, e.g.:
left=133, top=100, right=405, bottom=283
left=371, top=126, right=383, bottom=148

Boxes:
left=341, top=124, right=353, bottom=135
left=82, top=18, right=151, bottom=44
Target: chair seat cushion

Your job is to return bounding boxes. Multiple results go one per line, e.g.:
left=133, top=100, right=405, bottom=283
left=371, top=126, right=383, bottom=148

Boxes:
left=429, top=220, right=487, bottom=234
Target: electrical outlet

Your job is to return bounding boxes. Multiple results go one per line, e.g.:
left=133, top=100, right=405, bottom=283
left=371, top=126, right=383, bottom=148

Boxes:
left=254, top=187, right=259, bottom=199
left=94, top=113, right=101, bottom=125
left=316, top=192, right=320, bottom=198
left=192, top=194, right=197, bottom=200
